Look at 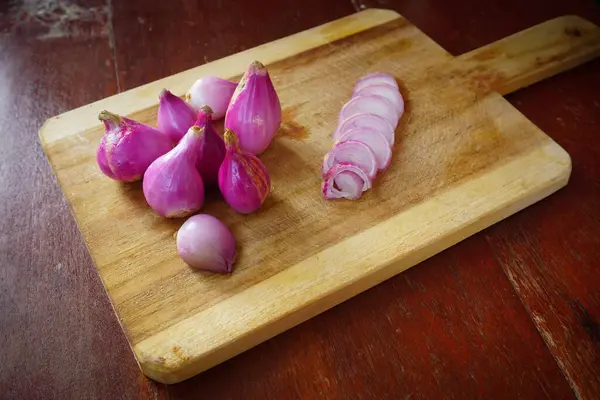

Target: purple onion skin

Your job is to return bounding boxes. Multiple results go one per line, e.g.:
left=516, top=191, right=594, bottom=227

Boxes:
left=98, top=111, right=173, bottom=182
left=96, top=135, right=116, bottom=179
left=177, top=214, right=237, bottom=274
left=224, top=61, right=282, bottom=155
left=142, top=126, right=206, bottom=218
left=186, top=77, right=237, bottom=120
left=195, top=106, right=226, bottom=185
left=218, top=130, right=271, bottom=214
left=157, top=89, right=197, bottom=143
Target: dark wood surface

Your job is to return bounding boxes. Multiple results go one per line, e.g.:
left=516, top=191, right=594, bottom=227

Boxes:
left=1, top=0, right=598, bottom=399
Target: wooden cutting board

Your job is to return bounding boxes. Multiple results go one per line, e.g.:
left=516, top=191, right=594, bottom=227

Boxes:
left=38, top=9, right=600, bottom=384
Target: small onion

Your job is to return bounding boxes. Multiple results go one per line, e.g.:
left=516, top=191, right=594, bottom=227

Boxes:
left=218, top=129, right=271, bottom=214
left=224, top=60, right=282, bottom=155
left=195, top=106, right=226, bottom=185
left=97, top=110, right=173, bottom=182
left=186, top=76, right=237, bottom=120
left=176, top=214, right=237, bottom=274
left=142, top=126, right=206, bottom=218
left=157, top=89, right=197, bottom=142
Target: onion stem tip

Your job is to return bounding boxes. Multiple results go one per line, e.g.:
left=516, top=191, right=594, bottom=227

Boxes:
left=200, top=105, right=214, bottom=114
left=98, top=110, right=121, bottom=123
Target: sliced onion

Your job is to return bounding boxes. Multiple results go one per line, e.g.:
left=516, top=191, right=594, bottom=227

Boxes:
left=322, top=140, right=377, bottom=179
left=338, top=95, right=399, bottom=130
left=334, top=113, right=395, bottom=146
left=336, top=127, right=392, bottom=171
left=322, top=162, right=372, bottom=200
left=354, top=84, right=404, bottom=116
left=354, top=73, right=398, bottom=93
left=334, top=172, right=363, bottom=198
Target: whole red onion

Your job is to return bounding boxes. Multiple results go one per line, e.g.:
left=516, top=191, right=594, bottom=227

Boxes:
left=195, top=106, right=226, bottom=185
left=186, top=77, right=237, bottom=120
left=176, top=214, right=237, bottom=274
left=224, top=61, right=282, bottom=155
left=97, top=110, right=173, bottom=182
left=218, top=129, right=271, bottom=214
left=143, top=126, right=206, bottom=218
left=157, top=89, right=197, bottom=143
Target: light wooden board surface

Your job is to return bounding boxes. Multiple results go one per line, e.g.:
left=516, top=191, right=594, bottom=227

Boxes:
left=38, top=9, right=600, bottom=384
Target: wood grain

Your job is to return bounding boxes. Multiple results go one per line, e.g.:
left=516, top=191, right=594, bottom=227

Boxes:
left=169, top=234, right=576, bottom=399
left=38, top=9, right=599, bottom=384
left=485, top=59, right=600, bottom=400
left=3, top=0, right=600, bottom=398
left=0, top=1, right=158, bottom=398
left=361, top=0, right=600, bottom=397
left=454, top=15, right=600, bottom=96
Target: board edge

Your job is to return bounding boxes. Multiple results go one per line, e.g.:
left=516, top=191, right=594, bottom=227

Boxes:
left=132, top=140, right=572, bottom=385
left=37, top=8, right=401, bottom=147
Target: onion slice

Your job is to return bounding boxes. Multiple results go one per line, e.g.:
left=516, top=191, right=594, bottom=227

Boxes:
left=322, top=140, right=377, bottom=179
left=354, top=84, right=404, bottom=116
left=339, top=95, right=399, bottom=129
left=354, top=73, right=398, bottom=93
left=334, top=113, right=395, bottom=146
left=322, top=162, right=372, bottom=200
left=337, top=127, right=392, bottom=171
left=334, top=173, right=363, bottom=198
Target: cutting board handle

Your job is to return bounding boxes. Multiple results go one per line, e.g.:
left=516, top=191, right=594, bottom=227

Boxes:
left=456, top=15, right=600, bottom=96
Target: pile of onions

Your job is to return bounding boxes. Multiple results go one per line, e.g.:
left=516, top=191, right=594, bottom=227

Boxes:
left=94, top=60, right=280, bottom=274
left=322, top=72, right=404, bottom=200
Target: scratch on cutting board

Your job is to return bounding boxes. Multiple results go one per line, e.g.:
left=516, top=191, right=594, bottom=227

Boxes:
left=9, top=0, right=109, bottom=40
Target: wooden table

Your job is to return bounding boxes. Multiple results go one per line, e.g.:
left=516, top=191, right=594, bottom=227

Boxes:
left=1, top=1, right=598, bottom=398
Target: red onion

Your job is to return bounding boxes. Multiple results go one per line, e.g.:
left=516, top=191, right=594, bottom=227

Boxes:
left=218, top=129, right=271, bottom=214
left=96, top=136, right=116, bottom=179
left=195, top=106, right=226, bottom=185
left=176, top=214, right=237, bottom=274
left=334, top=113, right=395, bottom=146
left=157, top=89, right=197, bottom=143
left=142, top=126, right=206, bottom=218
left=97, top=110, right=173, bottom=182
left=354, top=84, right=404, bottom=116
left=186, top=77, right=237, bottom=120
left=338, top=95, right=399, bottom=130
left=322, top=140, right=377, bottom=179
left=322, top=162, right=371, bottom=200
left=224, top=61, right=282, bottom=155
left=354, top=73, right=398, bottom=93
left=337, top=127, right=392, bottom=171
